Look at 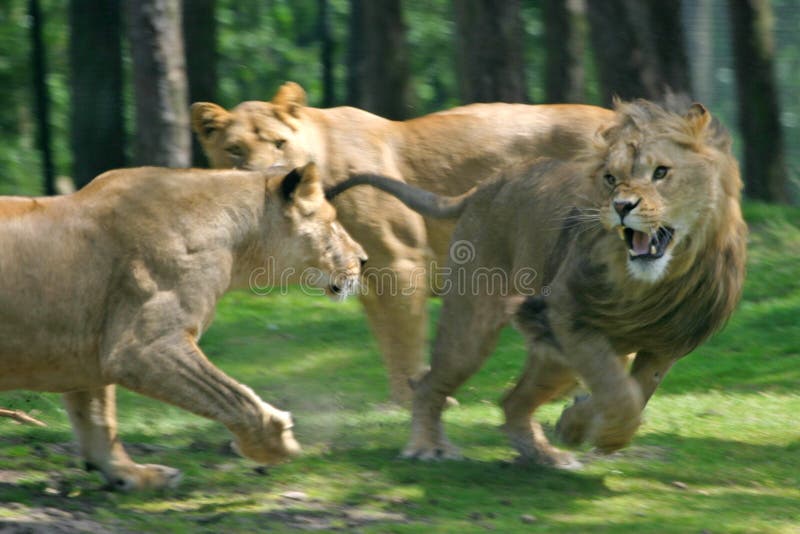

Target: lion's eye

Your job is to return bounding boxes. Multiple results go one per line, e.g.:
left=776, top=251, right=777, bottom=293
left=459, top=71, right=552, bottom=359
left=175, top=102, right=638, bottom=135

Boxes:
left=274, top=139, right=286, bottom=149
left=604, top=173, right=617, bottom=186
left=653, top=166, right=669, bottom=181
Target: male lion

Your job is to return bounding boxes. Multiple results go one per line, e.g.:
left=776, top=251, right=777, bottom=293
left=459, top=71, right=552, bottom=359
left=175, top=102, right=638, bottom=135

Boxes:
left=191, top=81, right=614, bottom=404
left=329, top=100, right=747, bottom=466
left=0, top=164, right=366, bottom=490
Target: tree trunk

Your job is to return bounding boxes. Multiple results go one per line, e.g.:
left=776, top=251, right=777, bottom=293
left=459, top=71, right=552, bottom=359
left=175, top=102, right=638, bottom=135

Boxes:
left=69, top=0, right=126, bottom=189
left=127, top=0, right=191, bottom=167
left=453, top=0, right=527, bottom=103
left=346, top=0, right=410, bottom=119
left=586, top=0, right=690, bottom=105
left=318, top=0, right=335, bottom=107
left=684, top=0, right=714, bottom=105
left=728, top=0, right=790, bottom=203
left=543, top=0, right=586, bottom=103
left=183, top=0, right=217, bottom=167
left=29, top=0, right=55, bottom=195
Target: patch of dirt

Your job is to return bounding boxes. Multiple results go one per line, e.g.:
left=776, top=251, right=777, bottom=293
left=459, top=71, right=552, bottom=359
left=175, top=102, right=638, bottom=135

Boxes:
left=258, top=504, right=409, bottom=531
left=0, top=504, right=129, bottom=534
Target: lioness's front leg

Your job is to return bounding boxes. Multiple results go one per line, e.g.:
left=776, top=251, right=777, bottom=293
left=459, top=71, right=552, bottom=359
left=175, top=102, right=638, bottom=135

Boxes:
left=556, top=351, right=676, bottom=447
left=63, top=386, right=182, bottom=491
left=102, top=331, right=299, bottom=477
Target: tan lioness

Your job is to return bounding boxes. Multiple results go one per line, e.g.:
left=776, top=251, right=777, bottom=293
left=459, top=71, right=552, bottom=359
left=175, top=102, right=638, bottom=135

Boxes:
left=0, top=164, right=366, bottom=490
left=329, top=100, right=746, bottom=466
left=192, top=82, right=615, bottom=404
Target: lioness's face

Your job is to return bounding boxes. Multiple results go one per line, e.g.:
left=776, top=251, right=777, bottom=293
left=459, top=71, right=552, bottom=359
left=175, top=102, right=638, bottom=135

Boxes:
left=193, top=101, right=312, bottom=171
left=596, top=109, right=716, bottom=283
left=269, top=164, right=367, bottom=300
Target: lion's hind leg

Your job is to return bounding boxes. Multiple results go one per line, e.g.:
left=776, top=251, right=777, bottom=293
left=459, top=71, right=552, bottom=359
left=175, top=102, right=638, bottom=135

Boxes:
left=402, top=293, right=507, bottom=461
left=63, top=386, right=182, bottom=491
left=502, top=297, right=581, bottom=468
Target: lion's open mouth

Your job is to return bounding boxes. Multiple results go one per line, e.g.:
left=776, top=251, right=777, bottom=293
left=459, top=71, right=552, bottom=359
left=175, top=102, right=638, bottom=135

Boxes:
left=620, top=226, right=675, bottom=261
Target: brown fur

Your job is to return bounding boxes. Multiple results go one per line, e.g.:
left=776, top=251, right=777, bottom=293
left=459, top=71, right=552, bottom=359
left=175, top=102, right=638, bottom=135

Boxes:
left=192, top=81, right=614, bottom=404
left=0, top=164, right=366, bottom=490
left=332, top=100, right=746, bottom=465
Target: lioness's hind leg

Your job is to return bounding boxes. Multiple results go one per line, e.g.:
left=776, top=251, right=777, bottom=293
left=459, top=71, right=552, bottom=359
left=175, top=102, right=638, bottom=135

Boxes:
left=102, top=332, right=300, bottom=469
left=501, top=351, right=581, bottom=469
left=63, top=386, right=181, bottom=491
left=360, top=282, right=428, bottom=406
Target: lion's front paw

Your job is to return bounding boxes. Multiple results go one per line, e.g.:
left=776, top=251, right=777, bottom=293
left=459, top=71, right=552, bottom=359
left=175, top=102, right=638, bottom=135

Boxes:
left=504, top=422, right=582, bottom=470
left=589, top=412, right=641, bottom=453
left=518, top=447, right=583, bottom=470
left=105, top=463, right=182, bottom=491
left=555, top=397, right=594, bottom=447
left=401, top=437, right=462, bottom=461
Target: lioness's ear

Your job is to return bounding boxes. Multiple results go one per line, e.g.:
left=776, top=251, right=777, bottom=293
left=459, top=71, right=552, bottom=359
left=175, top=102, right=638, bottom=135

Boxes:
left=280, top=163, right=324, bottom=207
left=686, top=102, right=711, bottom=133
left=272, top=81, right=307, bottom=119
left=191, top=102, right=231, bottom=139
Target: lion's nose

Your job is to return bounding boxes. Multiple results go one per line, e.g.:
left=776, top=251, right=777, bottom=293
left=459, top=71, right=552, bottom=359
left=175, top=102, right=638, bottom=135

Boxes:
left=359, top=256, right=368, bottom=269
left=613, top=198, right=640, bottom=221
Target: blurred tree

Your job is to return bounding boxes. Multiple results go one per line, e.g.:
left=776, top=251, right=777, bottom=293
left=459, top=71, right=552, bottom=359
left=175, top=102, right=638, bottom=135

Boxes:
left=127, top=0, right=191, bottom=167
left=453, top=0, right=527, bottom=103
left=728, top=0, right=790, bottom=203
left=29, top=0, right=55, bottom=195
left=586, top=0, right=690, bottom=104
left=183, top=0, right=217, bottom=167
left=69, top=0, right=126, bottom=188
left=347, top=0, right=410, bottom=119
left=542, top=0, right=585, bottom=103
left=318, top=0, right=335, bottom=107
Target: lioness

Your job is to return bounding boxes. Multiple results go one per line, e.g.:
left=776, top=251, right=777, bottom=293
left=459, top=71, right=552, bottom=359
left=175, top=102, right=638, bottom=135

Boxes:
left=329, top=100, right=747, bottom=466
left=0, top=164, right=366, bottom=490
left=191, top=82, right=614, bottom=404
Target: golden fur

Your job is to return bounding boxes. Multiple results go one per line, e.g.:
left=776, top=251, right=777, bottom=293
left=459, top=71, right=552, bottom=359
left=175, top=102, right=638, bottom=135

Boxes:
left=330, top=100, right=747, bottom=465
left=192, top=81, right=614, bottom=403
left=0, top=164, right=366, bottom=490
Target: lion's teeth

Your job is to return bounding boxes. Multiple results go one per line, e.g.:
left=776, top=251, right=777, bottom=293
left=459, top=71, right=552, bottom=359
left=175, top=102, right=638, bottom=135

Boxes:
left=650, top=245, right=657, bottom=255
left=629, top=249, right=636, bottom=258
left=617, top=226, right=626, bottom=241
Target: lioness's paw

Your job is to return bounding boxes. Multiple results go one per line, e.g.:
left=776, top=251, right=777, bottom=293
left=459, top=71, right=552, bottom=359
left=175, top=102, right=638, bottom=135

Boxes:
left=231, top=409, right=302, bottom=464
left=105, top=463, right=182, bottom=492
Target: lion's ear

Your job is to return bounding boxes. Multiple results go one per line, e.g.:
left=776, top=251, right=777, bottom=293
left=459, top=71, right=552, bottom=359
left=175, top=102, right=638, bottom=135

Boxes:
left=272, top=82, right=307, bottom=119
left=191, top=102, right=230, bottom=139
left=686, top=103, right=711, bottom=134
left=279, top=163, right=324, bottom=210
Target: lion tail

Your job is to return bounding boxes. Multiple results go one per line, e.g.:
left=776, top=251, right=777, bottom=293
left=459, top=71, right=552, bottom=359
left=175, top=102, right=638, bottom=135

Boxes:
left=325, top=174, right=472, bottom=219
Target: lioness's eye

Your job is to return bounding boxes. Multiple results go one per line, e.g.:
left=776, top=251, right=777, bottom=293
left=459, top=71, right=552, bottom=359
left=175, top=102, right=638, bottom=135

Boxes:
left=653, top=166, right=669, bottom=181
left=274, top=139, right=286, bottom=149
left=226, top=144, right=244, bottom=157
left=604, top=173, right=617, bottom=186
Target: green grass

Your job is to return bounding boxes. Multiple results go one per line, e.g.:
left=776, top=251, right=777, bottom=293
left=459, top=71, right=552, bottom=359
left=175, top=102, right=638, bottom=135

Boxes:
left=1, top=203, right=799, bottom=533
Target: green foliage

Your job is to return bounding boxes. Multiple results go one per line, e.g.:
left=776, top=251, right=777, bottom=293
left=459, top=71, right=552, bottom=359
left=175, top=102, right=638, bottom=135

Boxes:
left=1, top=205, right=798, bottom=532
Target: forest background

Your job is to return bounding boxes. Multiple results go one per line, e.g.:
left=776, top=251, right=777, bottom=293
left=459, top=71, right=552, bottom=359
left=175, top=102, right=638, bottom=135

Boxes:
left=0, top=0, right=797, bottom=204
